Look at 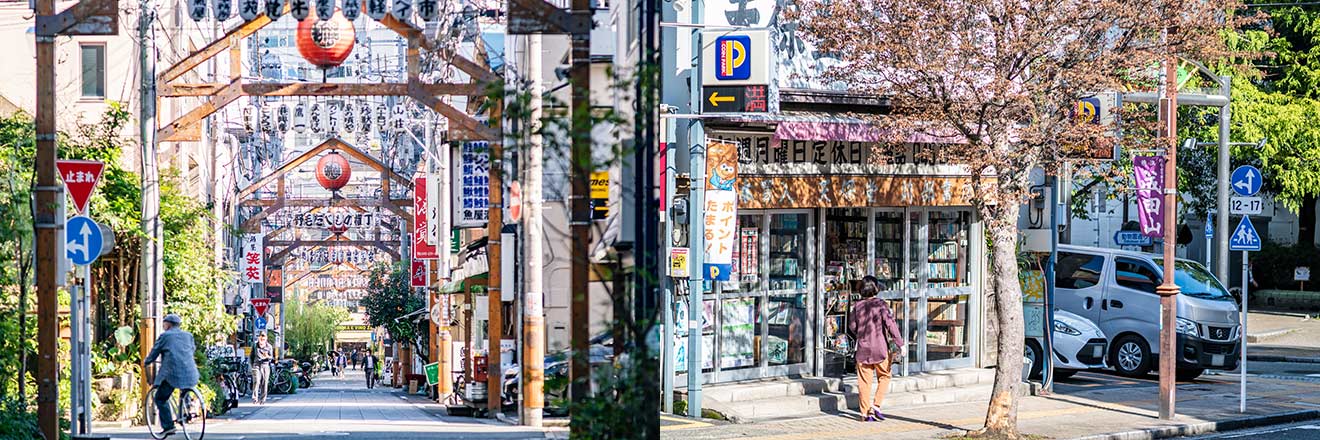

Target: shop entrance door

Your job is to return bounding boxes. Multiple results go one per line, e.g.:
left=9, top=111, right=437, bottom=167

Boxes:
left=910, top=208, right=978, bottom=371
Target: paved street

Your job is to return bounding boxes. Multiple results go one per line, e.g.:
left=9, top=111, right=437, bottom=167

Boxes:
left=101, top=372, right=558, bottom=440
left=1186, top=421, right=1320, bottom=439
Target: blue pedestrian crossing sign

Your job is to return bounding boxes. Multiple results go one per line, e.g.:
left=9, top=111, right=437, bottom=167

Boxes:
left=65, top=215, right=103, bottom=266
left=1232, top=165, right=1263, bottom=197
left=1229, top=216, right=1262, bottom=251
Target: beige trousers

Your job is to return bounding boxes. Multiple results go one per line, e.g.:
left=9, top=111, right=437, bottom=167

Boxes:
left=857, top=361, right=893, bottom=417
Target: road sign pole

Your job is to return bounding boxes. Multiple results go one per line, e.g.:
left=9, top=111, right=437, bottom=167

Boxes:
left=687, top=0, right=707, bottom=418
left=1240, top=249, right=1248, bottom=413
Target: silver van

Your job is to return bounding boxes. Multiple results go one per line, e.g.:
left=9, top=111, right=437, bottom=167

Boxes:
left=1053, top=245, right=1240, bottom=380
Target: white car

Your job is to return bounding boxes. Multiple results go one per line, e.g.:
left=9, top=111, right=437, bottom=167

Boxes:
left=1026, top=309, right=1108, bottom=380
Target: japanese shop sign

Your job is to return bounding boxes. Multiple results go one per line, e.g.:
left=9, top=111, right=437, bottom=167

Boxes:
left=702, top=86, right=769, bottom=113
left=590, top=171, right=610, bottom=220
left=670, top=247, right=690, bottom=278
left=241, top=235, right=264, bottom=285
left=261, top=209, right=381, bottom=230
left=704, top=141, right=739, bottom=281
left=411, top=259, right=428, bottom=288
left=1133, top=155, right=1166, bottom=238
left=702, top=30, right=770, bottom=86
left=414, top=175, right=438, bottom=260
left=704, top=0, right=845, bottom=91
left=266, top=265, right=284, bottom=303
left=707, top=131, right=904, bottom=175
left=454, top=141, right=491, bottom=228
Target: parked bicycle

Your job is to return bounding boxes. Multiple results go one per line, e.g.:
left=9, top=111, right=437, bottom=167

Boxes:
left=269, top=359, right=298, bottom=394
left=143, top=384, right=206, bottom=440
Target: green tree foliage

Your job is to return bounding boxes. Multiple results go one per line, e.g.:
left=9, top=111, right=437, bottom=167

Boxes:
left=360, top=262, right=427, bottom=360
left=284, top=295, right=350, bottom=361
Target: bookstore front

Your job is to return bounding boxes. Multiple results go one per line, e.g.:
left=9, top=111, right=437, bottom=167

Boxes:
left=684, top=126, right=988, bottom=385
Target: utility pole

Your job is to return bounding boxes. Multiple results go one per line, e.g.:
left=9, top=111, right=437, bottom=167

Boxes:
left=33, top=0, right=58, bottom=432
left=521, top=33, right=546, bottom=428
left=1216, top=75, right=1231, bottom=283
left=634, top=0, right=662, bottom=435
left=488, top=100, right=505, bottom=418
left=139, top=0, right=165, bottom=403
left=1156, top=50, right=1181, bottom=421
left=685, top=0, right=706, bottom=419
left=568, top=0, right=593, bottom=431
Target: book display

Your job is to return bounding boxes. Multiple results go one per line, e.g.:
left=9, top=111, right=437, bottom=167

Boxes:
left=824, top=209, right=867, bottom=376
left=924, top=211, right=971, bottom=360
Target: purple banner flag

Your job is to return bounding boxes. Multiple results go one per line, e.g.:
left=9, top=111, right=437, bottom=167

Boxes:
left=1133, top=155, right=1167, bottom=238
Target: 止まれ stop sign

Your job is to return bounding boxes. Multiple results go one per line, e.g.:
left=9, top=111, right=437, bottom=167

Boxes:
left=57, top=160, right=105, bottom=215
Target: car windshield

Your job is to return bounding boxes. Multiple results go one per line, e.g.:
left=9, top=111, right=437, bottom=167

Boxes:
left=1153, top=259, right=1234, bottom=301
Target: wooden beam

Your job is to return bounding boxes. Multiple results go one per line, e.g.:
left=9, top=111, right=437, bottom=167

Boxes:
left=158, top=79, right=241, bottom=142
left=411, top=92, right=499, bottom=141
left=157, top=82, right=483, bottom=98
left=160, top=12, right=278, bottom=84
left=236, top=138, right=412, bottom=199
left=379, top=15, right=499, bottom=83
left=240, top=198, right=409, bottom=208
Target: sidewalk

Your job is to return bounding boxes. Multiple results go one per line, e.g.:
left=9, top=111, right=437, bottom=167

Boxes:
left=660, top=372, right=1320, bottom=440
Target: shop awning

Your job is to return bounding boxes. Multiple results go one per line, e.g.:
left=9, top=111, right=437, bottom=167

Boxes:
left=725, top=112, right=966, bottom=144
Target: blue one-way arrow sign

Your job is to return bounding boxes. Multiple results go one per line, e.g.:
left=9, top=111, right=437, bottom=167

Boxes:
left=1232, top=165, right=1263, bottom=197
left=1229, top=216, right=1262, bottom=251
left=65, top=215, right=103, bottom=266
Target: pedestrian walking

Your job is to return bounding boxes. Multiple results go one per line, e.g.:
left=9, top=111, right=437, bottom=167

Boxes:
left=849, top=276, right=905, bottom=422
left=251, top=331, right=274, bottom=405
left=363, top=351, right=379, bottom=389
left=351, top=350, right=360, bottom=370
left=337, top=352, right=347, bottom=377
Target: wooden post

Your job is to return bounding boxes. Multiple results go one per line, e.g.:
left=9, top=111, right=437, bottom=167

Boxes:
left=487, top=118, right=505, bottom=417
left=34, top=0, right=59, bottom=435
left=569, top=0, right=593, bottom=431
left=1156, top=54, right=1181, bottom=421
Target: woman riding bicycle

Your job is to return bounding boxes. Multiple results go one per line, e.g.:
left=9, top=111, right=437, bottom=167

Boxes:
left=144, top=314, right=200, bottom=437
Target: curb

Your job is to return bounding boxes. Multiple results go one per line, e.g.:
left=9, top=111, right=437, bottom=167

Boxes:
left=1247, top=354, right=1320, bottom=364
left=1247, top=328, right=1301, bottom=343
left=1067, top=409, right=1320, bottom=440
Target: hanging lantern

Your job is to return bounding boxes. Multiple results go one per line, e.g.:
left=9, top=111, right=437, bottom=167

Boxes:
left=343, top=102, right=356, bottom=135
left=310, top=103, right=324, bottom=134
left=342, top=0, right=361, bottom=20
left=327, top=103, right=341, bottom=134
left=391, top=0, right=411, bottom=21
left=416, top=0, right=436, bottom=21
left=315, top=0, right=333, bottom=20
left=214, top=0, right=232, bottom=20
left=238, top=0, right=260, bottom=20
left=297, top=9, right=356, bottom=69
left=359, top=101, right=373, bottom=133
left=316, top=151, right=352, bottom=191
left=260, top=106, right=274, bottom=133
left=242, top=105, right=255, bottom=133
left=264, top=0, right=284, bottom=19
left=365, top=0, right=386, bottom=20
left=293, top=102, right=308, bottom=133
left=277, top=104, right=290, bottom=133
left=291, top=0, right=310, bottom=20
left=188, top=0, right=206, bottom=21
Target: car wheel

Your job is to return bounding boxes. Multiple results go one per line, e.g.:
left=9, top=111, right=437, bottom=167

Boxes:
left=1110, top=335, right=1152, bottom=377
left=1025, top=339, right=1044, bottom=380
left=1176, top=368, right=1204, bottom=382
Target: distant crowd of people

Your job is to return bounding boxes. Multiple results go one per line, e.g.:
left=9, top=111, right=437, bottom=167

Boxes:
left=322, top=348, right=381, bottom=388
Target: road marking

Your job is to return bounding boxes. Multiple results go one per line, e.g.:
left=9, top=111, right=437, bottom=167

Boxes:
left=659, top=415, right=713, bottom=431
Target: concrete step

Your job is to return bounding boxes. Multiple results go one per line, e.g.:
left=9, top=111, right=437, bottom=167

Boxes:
left=711, top=384, right=999, bottom=423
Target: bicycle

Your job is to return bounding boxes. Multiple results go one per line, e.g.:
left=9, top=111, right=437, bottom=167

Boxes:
left=143, top=385, right=206, bottom=440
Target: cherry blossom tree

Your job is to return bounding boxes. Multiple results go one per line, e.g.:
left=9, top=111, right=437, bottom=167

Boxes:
left=793, top=1, right=1250, bottom=437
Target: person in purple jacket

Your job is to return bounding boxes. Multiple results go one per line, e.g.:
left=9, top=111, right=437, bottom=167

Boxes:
left=849, top=276, right=905, bottom=422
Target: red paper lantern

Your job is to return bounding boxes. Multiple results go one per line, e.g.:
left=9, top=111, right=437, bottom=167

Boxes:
left=297, top=9, right=356, bottom=69
left=316, top=151, right=351, bottom=191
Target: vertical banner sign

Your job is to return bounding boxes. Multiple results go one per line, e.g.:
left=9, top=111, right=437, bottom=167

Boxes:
left=411, top=259, right=428, bottom=288
left=1133, top=155, right=1166, bottom=238
left=343, top=102, right=356, bottom=135
left=266, top=266, right=284, bottom=303
left=276, top=104, right=290, bottom=133
left=413, top=175, right=438, bottom=259
left=426, top=162, right=441, bottom=245
left=292, top=102, right=308, bottom=133
left=454, top=141, right=491, bottom=227
left=310, top=103, right=324, bottom=134
left=704, top=140, right=739, bottom=281
left=241, top=235, right=264, bottom=285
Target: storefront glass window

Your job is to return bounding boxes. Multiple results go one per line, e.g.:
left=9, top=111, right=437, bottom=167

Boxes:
left=736, top=216, right=763, bottom=293
left=925, top=210, right=972, bottom=362
left=824, top=209, right=868, bottom=375
left=766, top=213, right=809, bottom=367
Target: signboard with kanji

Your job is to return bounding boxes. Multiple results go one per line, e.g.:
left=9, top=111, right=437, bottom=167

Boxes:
left=413, top=175, right=438, bottom=260
left=702, top=86, right=768, bottom=113
left=266, top=266, right=284, bottom=303
left=411, top=259, right=428, bottom=288
left=454, top=141, right=490, bottom=228
left=704, top=140, right=739, bottom=281
left=241, top=235, right=264, bottom=284
left=56, top=160, right=105, bottom=214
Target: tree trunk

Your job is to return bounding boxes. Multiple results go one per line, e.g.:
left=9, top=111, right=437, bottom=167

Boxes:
left=1299, top=195, right=1317, bottom=248
left=977, top=203, right=1025, bottom=439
